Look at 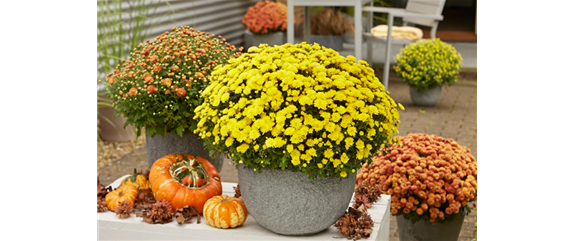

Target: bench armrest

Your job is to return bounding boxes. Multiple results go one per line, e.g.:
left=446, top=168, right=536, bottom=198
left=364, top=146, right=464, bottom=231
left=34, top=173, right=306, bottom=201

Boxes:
left=362, top=6, right=443, bottom=21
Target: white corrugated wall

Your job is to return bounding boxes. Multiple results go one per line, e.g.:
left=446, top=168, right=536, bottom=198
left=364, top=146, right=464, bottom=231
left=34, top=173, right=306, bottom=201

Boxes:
left=97, top=0, right=261, bottom=90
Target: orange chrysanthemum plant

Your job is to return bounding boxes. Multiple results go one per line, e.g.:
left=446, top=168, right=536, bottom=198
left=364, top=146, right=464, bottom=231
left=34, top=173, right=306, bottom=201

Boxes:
left=356, top=133, right=477, bottom=224
left=242, top=1, right=287, bottom=34
left=101, top=26, right=243, bottom=137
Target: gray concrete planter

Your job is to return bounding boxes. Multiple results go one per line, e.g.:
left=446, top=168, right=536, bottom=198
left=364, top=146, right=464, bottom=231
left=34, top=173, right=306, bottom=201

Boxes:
left=396, top=211, right=465, bottom=241
left=145, top=132, right=224, bottom=172
left=249, top=31, right=286, bottom=47
left=311, top=35, right=343, bottom=51
left=409, top=86, right=442, bottom=107
left=237, top=165, right=355, bottom=236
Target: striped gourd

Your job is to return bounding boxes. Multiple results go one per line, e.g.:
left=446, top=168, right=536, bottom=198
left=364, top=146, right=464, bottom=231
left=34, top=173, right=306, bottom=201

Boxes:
left=203, top=195, right=248, bottom=228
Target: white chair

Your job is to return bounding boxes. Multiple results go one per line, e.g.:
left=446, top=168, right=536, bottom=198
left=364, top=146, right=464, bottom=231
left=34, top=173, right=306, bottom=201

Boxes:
left=362, top=0, right=446, bottom=88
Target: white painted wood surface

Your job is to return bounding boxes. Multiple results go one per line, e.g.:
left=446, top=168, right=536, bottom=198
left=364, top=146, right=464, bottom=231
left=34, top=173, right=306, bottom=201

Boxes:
left=98, top=175, right=390, bottom=241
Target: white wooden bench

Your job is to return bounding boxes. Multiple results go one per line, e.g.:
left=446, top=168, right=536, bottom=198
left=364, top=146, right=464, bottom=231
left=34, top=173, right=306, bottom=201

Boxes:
left=98, top=175, right=391, bottom=240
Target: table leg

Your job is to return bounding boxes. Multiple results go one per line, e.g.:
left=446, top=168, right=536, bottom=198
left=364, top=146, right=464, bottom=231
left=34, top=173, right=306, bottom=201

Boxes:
left=383, top=13, right=393, bottom=89
left=304, top=6, right=311, bottom=43
left=287, top=1, right=294, bottom=43
left=354, top=1, right=362, bottom=61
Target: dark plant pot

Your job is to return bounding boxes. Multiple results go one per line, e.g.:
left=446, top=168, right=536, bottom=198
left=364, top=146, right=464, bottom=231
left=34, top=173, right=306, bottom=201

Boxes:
left=396, top=211, right=465, bottom=241
left=145, top=132, right=224, bottom=172
left=409, top=86, right=442, bottom=107
left=311, top=35, right=343, bottom=51
left=237, top=164, right=355, bottom=236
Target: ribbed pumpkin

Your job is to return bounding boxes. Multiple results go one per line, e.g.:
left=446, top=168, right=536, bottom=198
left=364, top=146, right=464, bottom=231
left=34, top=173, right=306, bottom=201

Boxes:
left=149, top=153, right=222, bottom=212
left=105, top=184, right=138, bottom=211
left=203, top=195, right=248, bottom=229
left=121, top=168, right=150, bottom=191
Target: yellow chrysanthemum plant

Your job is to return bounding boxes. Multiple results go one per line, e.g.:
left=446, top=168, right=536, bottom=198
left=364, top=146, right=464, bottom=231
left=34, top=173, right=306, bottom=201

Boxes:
left=194, top=42, right=404, bottom=180
left=394, top=39, right=463, bottom=91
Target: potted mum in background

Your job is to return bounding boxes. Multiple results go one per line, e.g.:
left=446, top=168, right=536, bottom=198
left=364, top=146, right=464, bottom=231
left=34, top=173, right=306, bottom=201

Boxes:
left=356, top=133, right=477, bottom=241
left=294, top=7, right=354, bottom=51
left=394, top=38, right=463, bottom=107
left=242, top=0, right=288, bottom=47
left=194, top=42, right=403, bottom=235
left=101, top=26, right=243, bottom=170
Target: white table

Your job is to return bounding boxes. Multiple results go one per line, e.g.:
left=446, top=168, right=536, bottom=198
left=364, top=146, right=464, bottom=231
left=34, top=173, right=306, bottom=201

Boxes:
left=98, top=175, right=390, bottom=240
left=287, top=0, right=373, bottom=61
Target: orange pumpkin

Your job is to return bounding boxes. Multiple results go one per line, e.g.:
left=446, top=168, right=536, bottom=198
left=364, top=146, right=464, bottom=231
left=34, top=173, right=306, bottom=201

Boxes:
left=105, top=184, right=138, bottom=212
left=149, top=153, right=222, bottom=212
left=121, top=168, right=150, bottom=191
left=203, top=195, right=248, bottom=229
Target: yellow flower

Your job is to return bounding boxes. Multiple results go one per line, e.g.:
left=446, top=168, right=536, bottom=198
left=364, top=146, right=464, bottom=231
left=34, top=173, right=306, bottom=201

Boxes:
left=249, top=129, right=261, bottom=140
left=306, top=148, right=317, bottom=157
left=324, top=148, right=334, bottom=158
left=341, top=114, right=353, bottom=127
left=290, top=118, right=303, bottom=129
left=301, top=154, right=312, bottom=162
left=356, top=139, right=365, bottom=150
left=237, top=143, right=249, bottom=153
left=344, top=137, right=354, bottom=149
left=306, top=138, right=316, bottom=147
left=298, top=95, right=313, bottom=106
left=332, top=158, right=341, bottom=167
left=290, top=150, right=301, bottom=165
left=265, top=138, right=276, bottom=148
left=341, top=153, right=350, bottom=164
left=274, top=137, right=287, bottom=148
left=340, top=171, right=348, bottom=178
left=225, top=137, right=234, bottom=147
left=347, top=126, right=357, bottom=136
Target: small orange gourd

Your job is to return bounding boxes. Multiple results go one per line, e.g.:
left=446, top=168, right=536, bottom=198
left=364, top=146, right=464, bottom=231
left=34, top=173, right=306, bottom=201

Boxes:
left=105, top=184, right=138, bottom=212
left=203, top=195, right=248, bottom=229
left=121, top=168, right=150, bottom=191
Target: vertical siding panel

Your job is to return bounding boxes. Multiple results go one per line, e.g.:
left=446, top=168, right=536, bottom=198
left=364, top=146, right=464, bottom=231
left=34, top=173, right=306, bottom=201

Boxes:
left=98, top=0, right=260, bottom=86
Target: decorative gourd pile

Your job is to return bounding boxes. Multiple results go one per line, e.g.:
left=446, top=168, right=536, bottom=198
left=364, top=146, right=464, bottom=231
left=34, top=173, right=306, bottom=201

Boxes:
left=97, top=154, right=248, bottom=229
